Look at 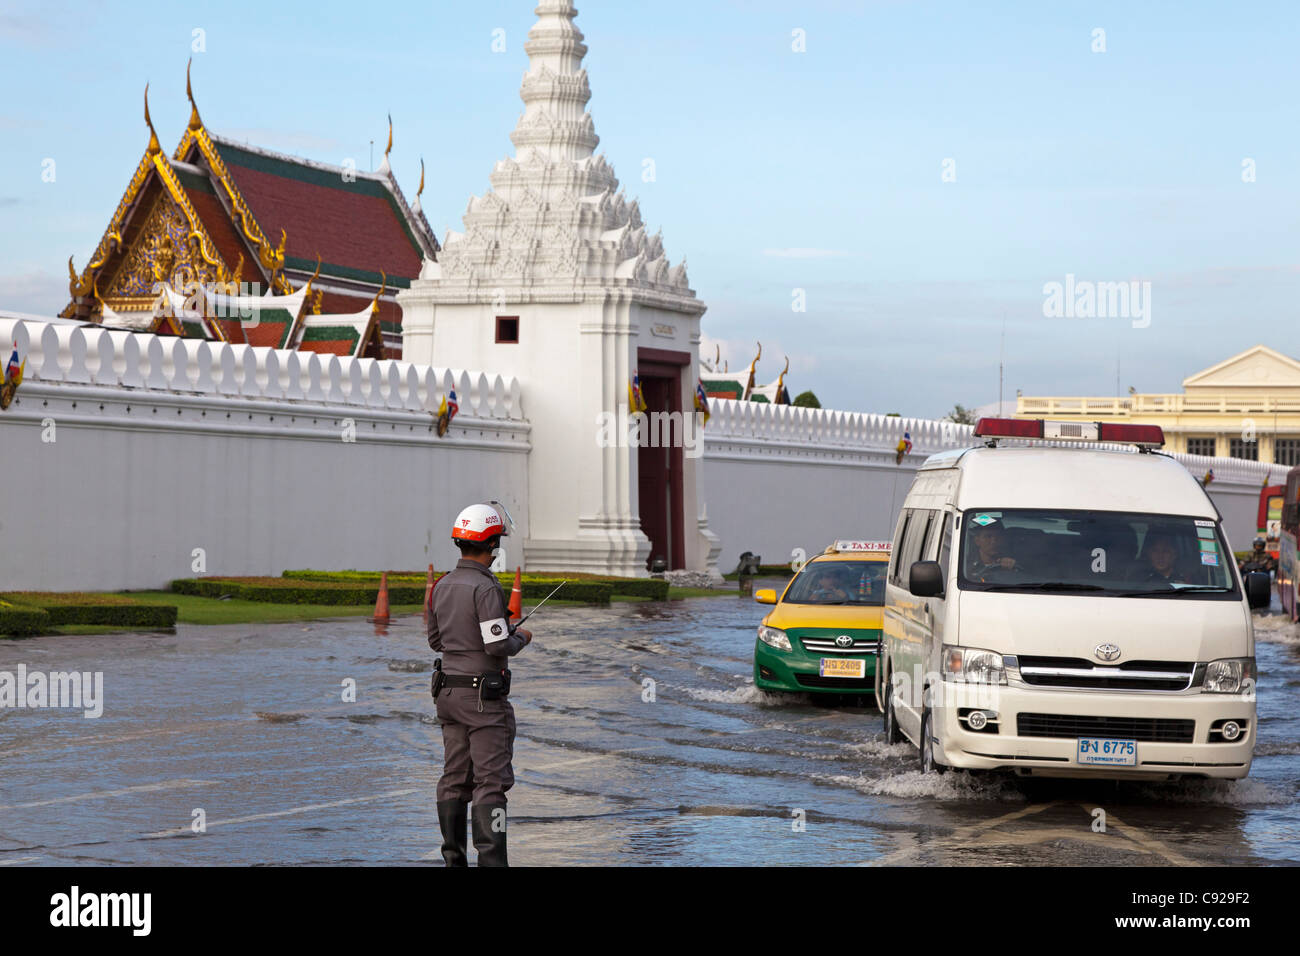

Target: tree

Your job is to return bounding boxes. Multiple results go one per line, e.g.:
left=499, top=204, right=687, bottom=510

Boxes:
left=792, top=390, right=820, bottom=408
left=945, top=404, right=978, bottom=425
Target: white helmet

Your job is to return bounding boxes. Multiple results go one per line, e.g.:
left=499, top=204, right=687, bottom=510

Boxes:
left=451, top=502, right=509, bottom=543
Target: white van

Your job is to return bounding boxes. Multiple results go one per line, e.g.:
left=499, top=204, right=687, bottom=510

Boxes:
left=876, top=418, right=1267, bottom=781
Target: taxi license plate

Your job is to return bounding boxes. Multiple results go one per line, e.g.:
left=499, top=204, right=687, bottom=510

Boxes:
left=819, top=658, right=866, bottom=679
left=1076, top=737, right=1137, bottom=766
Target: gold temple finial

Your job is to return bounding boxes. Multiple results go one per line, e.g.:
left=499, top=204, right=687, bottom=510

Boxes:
left=780, top=355, right=789, bottom=378
left=417, top=157, right=425, bottom=198
left=385, top=114, right=393, bottom=159
left=186, top=58, right=203, bottom=131
left=752, top=341, right=762, bottom=369
left=370, top=270, right=388, bottom=314
left=68, top=255, right=92, bottom=299
left=303, top=252, right=322, bottom=292
left=144, top=83, right=161, bottom=156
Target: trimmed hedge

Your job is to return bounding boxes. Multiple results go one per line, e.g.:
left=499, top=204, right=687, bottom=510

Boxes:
left=282, top=569, right=428, bottom=584
left=283, top=569, right=656, bottom=601
left=171, top=577, right=427, bottom=606
left=173, top=575, right=613, bottom=606
left=0, top=593, right=177, bottom=631
left=0, top=601, right=51, bottom=637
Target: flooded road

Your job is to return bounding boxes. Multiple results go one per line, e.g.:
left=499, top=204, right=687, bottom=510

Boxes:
left=1, top=592, right=1297, bottom=866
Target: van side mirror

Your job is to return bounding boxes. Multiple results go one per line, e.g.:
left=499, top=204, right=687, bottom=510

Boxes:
left=1245, top=571, right=1271, bottom=610
left=909, top=561, right=944, bottom=598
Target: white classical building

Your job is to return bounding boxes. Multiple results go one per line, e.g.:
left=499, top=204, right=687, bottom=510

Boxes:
left=399, top=0, right=714, bottom=576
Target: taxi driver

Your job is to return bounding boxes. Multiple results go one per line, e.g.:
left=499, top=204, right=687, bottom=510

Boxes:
left=809, top=566, right=850, bottom=602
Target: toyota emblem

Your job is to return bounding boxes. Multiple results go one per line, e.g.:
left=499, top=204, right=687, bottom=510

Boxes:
left=1094, top=643, right=1121, bottom=662
left=834, top=634, right=854, bottom=648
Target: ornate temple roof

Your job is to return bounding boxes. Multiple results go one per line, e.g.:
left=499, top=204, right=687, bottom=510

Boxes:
left=61, top=66, right=435, bottom=358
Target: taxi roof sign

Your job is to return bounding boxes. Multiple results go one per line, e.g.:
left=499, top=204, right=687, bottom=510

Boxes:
left=829, top=540, right=891, bottom=553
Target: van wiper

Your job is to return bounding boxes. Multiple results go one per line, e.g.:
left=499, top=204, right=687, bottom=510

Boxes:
left=976, top=582, right=1105, bottom=592
left=1112, top=585, right=1233, bottom=597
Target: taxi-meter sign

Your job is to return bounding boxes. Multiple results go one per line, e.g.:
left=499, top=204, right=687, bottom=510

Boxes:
left=831, top=540, right=891, bottom=553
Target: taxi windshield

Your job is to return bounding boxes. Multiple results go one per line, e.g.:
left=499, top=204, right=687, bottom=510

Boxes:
left=784, top=560, right=886, bottom=606
left=958, top=509, right=1238, bottom=597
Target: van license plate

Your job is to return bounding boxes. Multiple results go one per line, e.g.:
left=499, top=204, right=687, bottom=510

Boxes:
left=1077, top=737, right=1137, bottom=766
left=819, top=658, right=865, bottom=679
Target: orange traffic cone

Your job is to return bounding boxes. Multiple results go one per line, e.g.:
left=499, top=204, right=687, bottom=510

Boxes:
left=508, top=567, right=523, bottom=621
left=373, top=571, right=391, bottom=624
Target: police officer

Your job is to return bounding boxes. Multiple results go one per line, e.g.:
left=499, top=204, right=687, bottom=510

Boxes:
left=428, top=502, right=531, bottom=867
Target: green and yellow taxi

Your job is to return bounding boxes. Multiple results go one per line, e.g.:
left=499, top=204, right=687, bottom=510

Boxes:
left=752, top=541, right=889, bottom=695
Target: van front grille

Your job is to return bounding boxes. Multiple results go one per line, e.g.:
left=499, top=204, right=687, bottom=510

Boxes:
left=1016, top=713, right=1195, bottom=743
left=1017, top=657, right=1195, bottom=691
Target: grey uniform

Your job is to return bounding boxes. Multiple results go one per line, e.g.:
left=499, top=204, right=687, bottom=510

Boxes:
left=427, top=559, right=528, bottom=805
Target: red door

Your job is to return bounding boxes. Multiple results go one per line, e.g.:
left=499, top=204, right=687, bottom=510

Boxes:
left=636, top=351, right=687, bottom=570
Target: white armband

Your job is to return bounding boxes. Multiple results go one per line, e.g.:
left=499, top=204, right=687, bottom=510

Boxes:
left=479, top=617, right=510, bottom=645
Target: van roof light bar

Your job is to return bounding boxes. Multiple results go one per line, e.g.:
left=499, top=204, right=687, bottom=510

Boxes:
left=972, top=417, right=1164, bottom=449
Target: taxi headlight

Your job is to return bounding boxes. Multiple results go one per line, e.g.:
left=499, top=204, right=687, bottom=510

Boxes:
left=1202, top=658, right=1256, bottom=694
left=758, top=625, right=792, bottom=652
left=942, top=645, right=1007, bottom=684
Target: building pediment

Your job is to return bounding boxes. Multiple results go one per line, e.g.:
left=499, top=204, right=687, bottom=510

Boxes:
left=1182, top=345, right=1300, bottom=390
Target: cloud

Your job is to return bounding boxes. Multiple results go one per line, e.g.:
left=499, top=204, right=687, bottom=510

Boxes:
left=0, top=269, right=69, bottom=316
left=761, top=248, right=851, bottom=259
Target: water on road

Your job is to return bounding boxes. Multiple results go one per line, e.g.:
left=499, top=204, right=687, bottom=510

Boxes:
left=1, top=592, right=1296, bottom=866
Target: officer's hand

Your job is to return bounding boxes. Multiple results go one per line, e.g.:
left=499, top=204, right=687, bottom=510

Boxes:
left=517, top=628, right=532, bottom=644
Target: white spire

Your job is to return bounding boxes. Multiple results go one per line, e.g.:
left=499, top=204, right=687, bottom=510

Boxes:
left=510, top=0, right=597, bottom=163
left=426, top=2, right=695, bottom=298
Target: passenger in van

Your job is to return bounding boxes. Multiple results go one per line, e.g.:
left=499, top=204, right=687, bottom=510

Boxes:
left=808, top=566, right=851, bottom=603
left=966, top=520, right=1021, bottom=582
left=1139, top=532, right=1192, bottom=585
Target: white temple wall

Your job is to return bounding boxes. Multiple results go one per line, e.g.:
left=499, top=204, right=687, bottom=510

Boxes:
left=0, top=318, right=529, bottom=592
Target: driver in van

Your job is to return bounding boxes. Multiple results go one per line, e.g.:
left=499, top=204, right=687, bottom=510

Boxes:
left=966, top=519, right=1020, bottom=582
left=1139, top=532, right=1191, bottom=585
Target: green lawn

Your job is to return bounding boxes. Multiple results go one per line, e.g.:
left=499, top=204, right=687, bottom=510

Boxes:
left=123, top=591, right=424, bottom=626
left=10, top=582, right=737, bottom=635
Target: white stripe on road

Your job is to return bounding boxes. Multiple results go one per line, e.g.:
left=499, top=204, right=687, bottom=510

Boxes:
left=0, top=778, right=218, bottom=811
left=142, top=788, right=422, bottom=838
left=0, top=856, right=41, bottom=866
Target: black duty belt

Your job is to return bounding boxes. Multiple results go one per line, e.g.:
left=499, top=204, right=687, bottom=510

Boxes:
left=443, top=673, right=497, bottom=689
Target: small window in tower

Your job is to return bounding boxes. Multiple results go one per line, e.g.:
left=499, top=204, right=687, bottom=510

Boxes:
left=495, top=316, right=520, bottom=344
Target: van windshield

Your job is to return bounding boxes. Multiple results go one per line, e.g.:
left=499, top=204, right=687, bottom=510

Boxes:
left=785, top=560, right=886, bottom=606
left=958, top=509, right=1238, bottom=597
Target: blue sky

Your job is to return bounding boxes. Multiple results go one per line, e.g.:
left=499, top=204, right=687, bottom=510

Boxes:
left=1, top=0, right=1297, bottom=417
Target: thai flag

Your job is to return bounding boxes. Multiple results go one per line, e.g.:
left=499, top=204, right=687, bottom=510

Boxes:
left=631, top=372, right=646, bottom=412
left=5, top=343, right=18, bottom=382
left=694, top=378, right=710, bottom=424
left=447, top=388, right=459, bottom=420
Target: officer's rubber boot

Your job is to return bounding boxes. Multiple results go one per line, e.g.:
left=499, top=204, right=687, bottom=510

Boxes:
left=470, top=802, right=509, bottom=867
left=437, top=800, right=469, bottom=868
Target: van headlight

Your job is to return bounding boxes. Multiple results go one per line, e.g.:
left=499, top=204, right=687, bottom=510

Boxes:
left=942, top=645, right=1007, bottom=684
left=1202, top=658, right=1256, bottom=694
left=758, top=625, right=792, bottom=652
